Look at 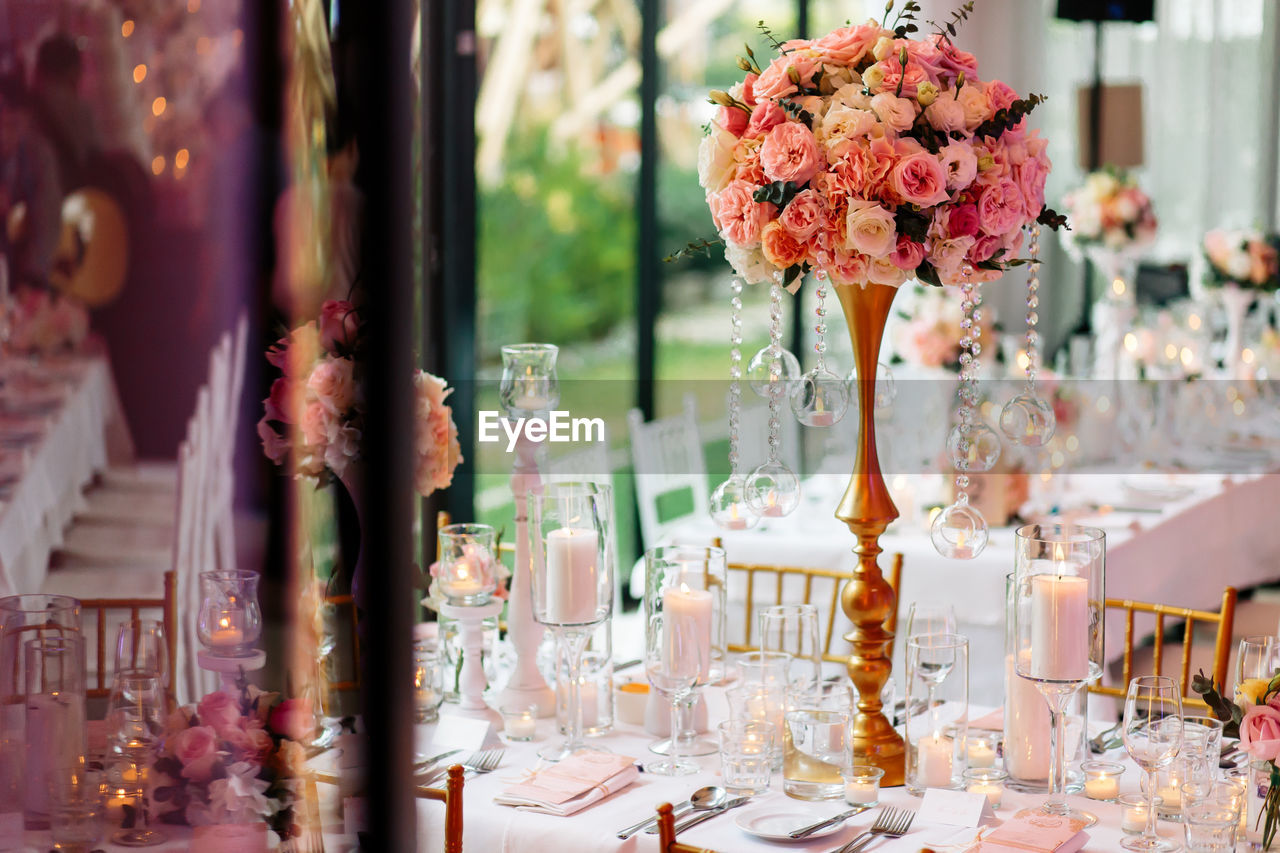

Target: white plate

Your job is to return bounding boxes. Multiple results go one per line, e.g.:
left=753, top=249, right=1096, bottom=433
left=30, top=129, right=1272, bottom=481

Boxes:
left=735, top=808, right=849, bottom=842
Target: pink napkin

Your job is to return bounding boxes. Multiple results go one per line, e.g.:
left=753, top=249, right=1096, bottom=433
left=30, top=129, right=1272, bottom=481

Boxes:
left=980, top=813, right=1089, bottom=852
left=969, top=708, right=1003, bottom=731
left=495, top=751, right=638, bottom=816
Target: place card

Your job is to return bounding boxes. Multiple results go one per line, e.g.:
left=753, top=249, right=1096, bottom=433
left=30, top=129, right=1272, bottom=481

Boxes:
left=982, top=812, right=1089, bottom=852
left=918, top=788, right=995, bottom=828
left=430, top=715, right=491, bottom=752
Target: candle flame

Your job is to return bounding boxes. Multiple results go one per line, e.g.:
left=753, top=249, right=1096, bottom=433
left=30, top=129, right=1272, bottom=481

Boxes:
left=1053, top=542, right=1066, bottom=576
left=218, top=616, right=231, bottom=629
left=679, top=582, right=691, bottom=594
left=956, top=529, right=966, bottom=550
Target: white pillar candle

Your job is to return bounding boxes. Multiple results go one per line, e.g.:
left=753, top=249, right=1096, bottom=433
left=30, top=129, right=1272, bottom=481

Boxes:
left=662, top=584, right=713, bottom=682
left=1029, top=571, right=1089, bottom=681
left=916, top=734, right=953, bottom=788
left=544, top=528, right=599, bottom=623
left=1004, top=652, right=1050, bottom=782
left=966, top=740, right=995, bottom=768
left=1084, top=776, right=1119, bottom=800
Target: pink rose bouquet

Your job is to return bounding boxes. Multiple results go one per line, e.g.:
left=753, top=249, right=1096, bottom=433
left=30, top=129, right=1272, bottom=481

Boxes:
left=1060, top=168, right=1157, bottom=255
left=692, top=2, right=1063, bottom=290
left=1203, top=228, right=1280, bottom=292
left=150, top=681, right=305, bottom=840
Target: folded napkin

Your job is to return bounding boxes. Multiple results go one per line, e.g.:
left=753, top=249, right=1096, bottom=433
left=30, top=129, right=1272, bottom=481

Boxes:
left=969, top=708, right=1003, bottom=731
left=495, top=751, right=638, bottom=816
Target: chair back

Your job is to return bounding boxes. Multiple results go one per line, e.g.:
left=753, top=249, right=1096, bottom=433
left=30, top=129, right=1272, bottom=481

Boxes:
left=627, top=394, right=708, bottom=550
left=655, top=802, right=719, bottom=853
left=421, top=764, right=465, bottom=853
left=1089, top=586, right=1238, bottom=710
left=81, top=570, right=178, bottom=698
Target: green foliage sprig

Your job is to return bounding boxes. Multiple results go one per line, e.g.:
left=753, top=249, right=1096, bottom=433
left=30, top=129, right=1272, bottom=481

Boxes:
left=972, top=93, right=1048, bottom=139
left=753, top=180, right=801, bottom=208
left=665, top=237, right=724, bottom=264
left=927, top=1, right=976, bottom=44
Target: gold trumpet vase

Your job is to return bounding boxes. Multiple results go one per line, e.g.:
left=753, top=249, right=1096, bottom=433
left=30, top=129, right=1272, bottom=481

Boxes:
left=834, top=282, right=905, bottom=786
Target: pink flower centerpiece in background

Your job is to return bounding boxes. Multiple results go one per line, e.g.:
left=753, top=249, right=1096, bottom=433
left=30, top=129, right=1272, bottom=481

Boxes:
left=694, top=4, right=1064, bottom=290
left=1060, top=168, right=1157, bottom=257
left=1203, top=228, right=1280, bottom=293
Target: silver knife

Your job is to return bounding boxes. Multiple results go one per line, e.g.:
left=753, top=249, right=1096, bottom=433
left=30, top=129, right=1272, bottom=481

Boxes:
left=787, top=805, right=872, bottom=839
left=670, top=797, right=750, bottom=834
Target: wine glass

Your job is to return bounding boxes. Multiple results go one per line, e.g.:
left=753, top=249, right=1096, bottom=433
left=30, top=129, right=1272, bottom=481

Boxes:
left=105, top=670, right=166, bottom=847
left=1235, top=636, right=1279, bottom=704
left=114, top=620, right=169, bottom=691
left=644, top=547, right=712, bottom=776
left=906, top=603, right=957, bottom=640
left=1122, top=675, right=1183, bottom=852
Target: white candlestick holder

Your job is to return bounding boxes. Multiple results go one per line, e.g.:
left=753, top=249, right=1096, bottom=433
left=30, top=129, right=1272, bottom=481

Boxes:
left=440, top=600, right=504, bottom=726
left=197, top=648, right=267, bottom=697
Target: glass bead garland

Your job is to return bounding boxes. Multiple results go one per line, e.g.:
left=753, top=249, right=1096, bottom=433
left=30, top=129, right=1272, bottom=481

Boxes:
left=710, top=278, right=759, bottom=530
left=791, top=275, right=850, bottom=427
left=1000, top=226, right=1057, bottom=447
left=746, top=278, right=800, bottom=517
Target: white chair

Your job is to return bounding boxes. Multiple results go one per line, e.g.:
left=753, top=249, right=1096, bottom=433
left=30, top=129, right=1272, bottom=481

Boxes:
left=627, top=393, right=709, bottom=551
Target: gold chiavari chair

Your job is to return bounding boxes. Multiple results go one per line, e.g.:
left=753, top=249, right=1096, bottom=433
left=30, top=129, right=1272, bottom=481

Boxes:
left=655, top=802, right=720, bottom=853
left=421, top=764, right=465, bottom=853
left=81, top=569, right=178, bottom=699
left=715, top=537, right=903, bottom=664
left=1089, top=586, right=1237, bottom=711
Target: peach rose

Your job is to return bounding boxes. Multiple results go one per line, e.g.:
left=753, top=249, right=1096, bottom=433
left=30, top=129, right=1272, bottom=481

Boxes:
left=778, top=189, right=823, bottom=240
left=196, top=691, right=242, bottom=734
left=867, top=255, right=910, bottom=287
left=713, top=180, right=773, bottom=246
left=170, top=725, right=220, bottom=783
left=760, top=122, right=822, bottom=186
left=307, top=357, right=356, bottom=416
left=845, top=200, right=897, bottom=258
left=924, top=96, right=966, bottom=134
left=269, top=697, right=316, bottom=742
left=742, top=73, right=758, bottom=106
left=818, top=105, right=876, bottom=145
left=1241, top=703, right=1280, bottom=762
left=760, top=220, right=807, bottom=268
left=870, top=93, right=916, bottom=134
left=889, top=150, right=950, bottom=207
left=755, top=53, right=819, bottom=101
left=958, top=84, right=992, bottom=131
left=300, top=400, right=330, bottom=448
left=986, top=80, right=1019, bottom=112
left=746, top=100, right=787, bottom=139
left=224, top=723, right=274, bottom=767
left=813, top=23, right=881, bottom=65
left=319, top=300, right=360, bottom=354
left=977, top=179, right=1026, bottom=237
left=873, top=56, right=929, bottom=99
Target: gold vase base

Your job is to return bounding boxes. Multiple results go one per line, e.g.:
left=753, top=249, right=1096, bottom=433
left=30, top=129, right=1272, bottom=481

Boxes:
left=852, top=713, right=906, bottom=787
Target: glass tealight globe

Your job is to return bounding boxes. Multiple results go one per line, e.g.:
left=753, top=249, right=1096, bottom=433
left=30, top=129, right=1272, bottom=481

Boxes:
left=709, top=476, right=759, bottom=530
left=999, top=392, right=1057, bottom=447
left=790, top=368, right=850, bottom=427
left=747, top=345, right=801, bottom=398
left=745, top=461, right=801, bottom=518
left=945, top=422, right=1002, bottom=473
left=845, top=361, right=896, bottom=409
left=930, top=501, right=989, bottom=560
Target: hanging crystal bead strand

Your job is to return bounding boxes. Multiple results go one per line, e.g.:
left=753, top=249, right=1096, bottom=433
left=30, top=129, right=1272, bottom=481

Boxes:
left=746, top=277, right=801, bottom=517
left=790, top=273, right=849, bottom=427
left=710, top=279, right=759, bottom=530
left=932, top=269, right=992, bottom=559
left=999, top=226, right=1056, bottom=446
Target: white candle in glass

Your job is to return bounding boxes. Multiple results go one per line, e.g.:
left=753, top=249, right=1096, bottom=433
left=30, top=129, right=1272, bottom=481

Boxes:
left=440, top=559, right=485, bottom=600
left=1121, top=800, right=1151, bottom=832
left=916, top=734, right=953, bottom=788
left=1005, top=652, right=1050, bottom=781
left=1028, top=564, right=1089, bottom=680
left=844, top=778, right=878, bottom=805
left=966, top=781, right=1002, bottom=808
left=504, top=712, right=536, bottom=739
left=1084, top=775, right=1119, bottom=800
left=662, top=584, right=713, bottom=681
left=544, top=528, right=599, bottom=623
left=209, top=611, right=245, bottom=648
left=966, top=739, right=995, bottom=768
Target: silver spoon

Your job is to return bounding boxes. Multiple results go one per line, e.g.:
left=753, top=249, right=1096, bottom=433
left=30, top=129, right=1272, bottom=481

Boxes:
left=616, top=785, right=725, bottom=839
left=643, top=786, right=729, bottom=834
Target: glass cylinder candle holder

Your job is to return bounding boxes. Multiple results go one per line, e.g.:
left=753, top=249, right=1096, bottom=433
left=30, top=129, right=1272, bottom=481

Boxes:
left=500, top=343, right=559, bottom=417
left=1011, top=524, right=1104, bottom=827
left=501, top=704, right=538, bottom=742
left=783, top=708, right=850, bottom=800
left=1081, top=760, right=1124, bottom=801
left=412, top=641, right=444, bottom=724
left=758, top=604, right=821, bottom=696
left=904, top=633, right=969, bottom=795
left=529, top=481, right=613, bottom=762
left=964, top=767, right=1007, bottom=809
left=196, top=571, right=262, bottom=657
left=24, top=635, right=87, bottom=825
left=737, top=650, right=791, bottom=689
left=965, top=730, right=999, bottom=769
left=437, top=523, right=498, bottom=606
left=843, top=765, right=884, bottom=807
left=727, top=683, right=786, bottom=770
left=1121, top=793, right=1161, bottom=835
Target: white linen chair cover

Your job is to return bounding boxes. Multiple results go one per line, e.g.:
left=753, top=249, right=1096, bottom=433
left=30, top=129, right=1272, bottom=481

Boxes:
left=626, top=394, right=709, bottom=552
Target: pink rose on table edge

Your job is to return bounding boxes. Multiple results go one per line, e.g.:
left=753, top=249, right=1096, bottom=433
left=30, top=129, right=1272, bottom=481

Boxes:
left=1203, top=227, right=1280, bottom=292
left=689, top=6, right=1064, bottom=291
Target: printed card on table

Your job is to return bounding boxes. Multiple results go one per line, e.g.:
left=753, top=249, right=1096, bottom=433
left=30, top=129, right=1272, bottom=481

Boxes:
left=917, top=788, right=995, bottom=828
left=981, top=812, right=1090, bottom=852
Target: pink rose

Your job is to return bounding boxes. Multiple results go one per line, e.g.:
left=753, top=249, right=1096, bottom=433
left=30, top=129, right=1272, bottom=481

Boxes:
left=986, top=80, right=1019, bottom=112
left=1016, top=157, right=1049, bottom=218
left=269, top=697, right=316, bottom=742
left=754, top=55, right=812, bottom=101
left=947, top=203, right=980, bottom=239
left=924, top=96, right=966, bottom=134
left=889, top=150, right=950, bottom=207
left=742, top=73, right=758, bottom=106
left=170, top=725, right=220, bottom=783
left=263, top=377, right=293, bottom=423
left=718, top=105, right=748, bottom=137
left=224, top=722, right=274, bottom=766
left=760, top=122, right=821, bottom=186
left=307, top=357, right=356, bottom=416
left=927, top=34, right=978, bottom=78
left=319, top=300, right=360, bottom=354
left=745, top=100, right=786, bottom=138
left=977, top=179, right=1026, bottom=236
left=938, top=141, right=978, bottom=190
left=969, top=233, right=1001, bottom=264
left=778, top=189, right=823, bottom=240
left=873, top=56, right=929, bottom=99
left=870, top=93, right=916, bottom=133
left=760, top=220, right=807, bottom=269
left=889, top=236, right=925, bottom=270
left=257, top=417, right=288, bottom=464
left=300, top=400, right=330, bottom=448
left=1241, top=703, right=1280, bottom=762
left=196, top=691, right=242, bottom=734
left=713, top=180, right=773, bottom=246
left=813, top=24, right=881, bottom=65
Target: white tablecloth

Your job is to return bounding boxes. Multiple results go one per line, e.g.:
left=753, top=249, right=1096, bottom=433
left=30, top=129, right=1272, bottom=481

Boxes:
left=0, top=352, right=133, bottom=596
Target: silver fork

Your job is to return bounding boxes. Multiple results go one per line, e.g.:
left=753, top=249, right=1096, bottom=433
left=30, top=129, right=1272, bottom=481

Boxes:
left=420, top=748, right=506, bottom=787
left=836, top=807, right=915, bottom=853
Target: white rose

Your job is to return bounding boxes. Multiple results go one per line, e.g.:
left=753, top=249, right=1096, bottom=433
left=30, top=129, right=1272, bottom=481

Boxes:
left=872, top=36, right=896, bottom=62
left=924, top=95, right=966, bottom=133
left=861, top=65, right=886, bottom=93
left=1071, top=205, right=1101, bottom=238
left=957, top=85, right=991, bottom=131
left=1085, top=171, right=1119, bottom=199
left=697, top=126, right=737, bottom=193
left=845, top=200, right=897, bottom=258
left=724, top=242, right=776, bottom=285
left=870, top=93, right=916, bottom=133
left=833, top=82, right=872, bottom=110
left=1112, top=194, right=1139, bottom=223
left=867, top=256, right=909, bottom=286
left=818, top=104, right=877, bottom=144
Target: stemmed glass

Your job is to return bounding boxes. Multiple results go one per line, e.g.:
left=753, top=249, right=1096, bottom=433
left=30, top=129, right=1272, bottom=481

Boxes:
left=1235, top=636, right=1279, bottom=704
left=643, top=547, right=711, bottom=776
left=1122, top=676, right=1183, bottom=852
left=114, top=620, right=169, bottom=692
left=529, top=481, right=613, bottom=762
left=906, top=603, right=957, bottom=640
left=105, top=670, right=166, bottom=847
left=758, top=604, right=821, bottom=696
left=1011, top=523, right=1105, bottom=828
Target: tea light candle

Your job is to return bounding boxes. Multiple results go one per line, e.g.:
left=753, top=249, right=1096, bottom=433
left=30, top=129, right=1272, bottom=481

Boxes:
left=544, top=528, right=599, bottom=623
left=843, top=765, right=884, bottom=806
left=208, top=611, right=244, bottom=648
left=966, top=737, right=996, bottom=768
left=916, top=734, right=954, bottom=788
left=963, top=768, right=1006, bottom=809
left=722, top=503, right=749, bottom=530
left=1156, top=782, right=1182, bottom=811
left=1081, top=761, right=1123, bottom=801
left=503, top=709, right=537, bottom=741
left=440, top=559, right=486, bottom=600
left=1120, top=794, right=1157, bottom=833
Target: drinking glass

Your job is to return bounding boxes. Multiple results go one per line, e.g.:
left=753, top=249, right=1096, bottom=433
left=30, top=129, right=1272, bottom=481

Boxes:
left=905, top=603, right=957, bottom=639
left=758, top=604, right=821, bottom=695
left=1178, top=715, right=1224, bottom=797
left=529, top=481, right=614, bottom=762
left=726, top=682, right=785, bottom=770
left=737, top=650, right=790, bottom=688
left=1122, top=675, right=1183, bottom=852
left=105, top=670, right=166, bottom=847
left=25, top=634, right=87, bottom=825
left=643, top=546, right=711, bottom=775
left=904, top=633, right=968, bottom=794
left=783, top=708, right=849, bottom=800
left=48, top=765, right=107, bottom=852
left=1011, top=523, right=1105, bottom=827
left=717, top=720, right=773, bottom=795
left=1181, top=783, right=1242, bottom=853
left=412, top=641, right=444, bottom=724
left=114, top=620, right=169, bottom=690
left=1235, top=635, right=1279, bottom=704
